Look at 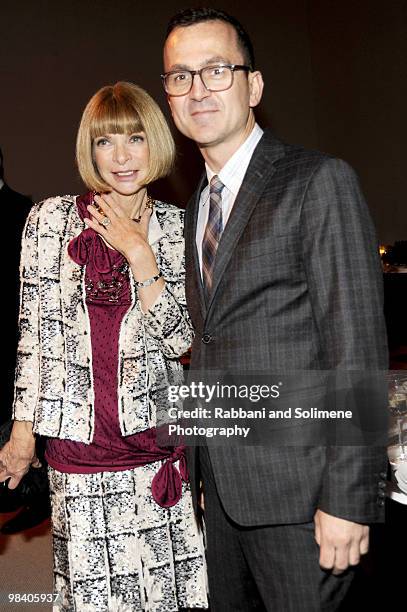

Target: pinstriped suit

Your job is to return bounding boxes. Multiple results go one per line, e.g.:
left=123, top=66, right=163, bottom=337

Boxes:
left=185, top=129, right=388, bottom=609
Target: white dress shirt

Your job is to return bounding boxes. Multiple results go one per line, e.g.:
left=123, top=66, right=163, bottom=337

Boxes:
left=196, top=123, right=264, bottom=276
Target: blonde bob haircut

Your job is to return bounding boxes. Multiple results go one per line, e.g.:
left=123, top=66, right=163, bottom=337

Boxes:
left=76, top=82, right=175, bottom=192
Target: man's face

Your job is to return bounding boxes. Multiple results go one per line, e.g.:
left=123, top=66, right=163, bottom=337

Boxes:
left=163, top=20, right=263, bottom=151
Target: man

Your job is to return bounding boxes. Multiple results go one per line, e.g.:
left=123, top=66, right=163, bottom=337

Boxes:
left=162, top=8, right=388, bottom=611
left=1, top=146, right=33, bottom=429
left=0, top=147, right=50, bottom=533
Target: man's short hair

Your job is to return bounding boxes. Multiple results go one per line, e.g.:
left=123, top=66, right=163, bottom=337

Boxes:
left=76, top=81, right=175, bottom=192
left=166, top=7, right=255, bottom=70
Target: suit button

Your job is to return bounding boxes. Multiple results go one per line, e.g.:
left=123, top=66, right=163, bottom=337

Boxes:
left=378, top=490, right=386, bottom=498
left=202, top=333, right=212, bottom=344
left=377, top=499, right=385, bottom=507
left=378, top=481, right=386, bottom=489
left=380, top=472, right=387, bottom=479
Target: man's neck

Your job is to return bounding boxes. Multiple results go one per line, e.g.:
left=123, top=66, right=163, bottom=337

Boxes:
left=199, top=114, right=256, bottom=173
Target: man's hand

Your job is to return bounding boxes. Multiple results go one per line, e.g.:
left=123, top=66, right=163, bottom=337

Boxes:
left=314, top=509, right=369, bottom=575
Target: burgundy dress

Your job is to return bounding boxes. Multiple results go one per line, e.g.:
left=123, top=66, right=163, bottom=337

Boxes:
left=46, top=192, right=187, bottom=508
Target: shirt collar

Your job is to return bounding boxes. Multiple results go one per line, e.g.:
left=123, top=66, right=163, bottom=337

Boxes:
left=204, top=123, right=264, bottom=197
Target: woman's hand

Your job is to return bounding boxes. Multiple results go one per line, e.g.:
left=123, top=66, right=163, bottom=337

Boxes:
left=85, top=192, right=154, bottom=267
left=0, top=422, right=39, bottom=490
left=85, top=192, right=165, bottom=312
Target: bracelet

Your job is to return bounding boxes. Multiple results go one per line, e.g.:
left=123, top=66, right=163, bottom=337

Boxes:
left=134, top=271, right=163, bottom=288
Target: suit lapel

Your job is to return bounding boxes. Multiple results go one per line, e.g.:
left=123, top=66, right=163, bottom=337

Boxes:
left=185, top=173, right=207, bottom=323
left=206, top=131, right=286, bottom=319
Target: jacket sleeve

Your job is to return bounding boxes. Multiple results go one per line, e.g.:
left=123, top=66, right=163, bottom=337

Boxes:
left=139, top=213, right=193, bottom=359
left=12, top=204, right=42, bottom=423
left=300, top=157, right=388, bottom=523
left=140, top=285, right=193, bottom=359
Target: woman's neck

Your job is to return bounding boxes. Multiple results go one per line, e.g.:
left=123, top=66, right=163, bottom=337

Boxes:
left=109, top=187, right=148, bottom=219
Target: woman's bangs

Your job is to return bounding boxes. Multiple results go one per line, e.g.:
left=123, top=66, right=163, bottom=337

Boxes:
left=90, top=98, right=143, bottom=139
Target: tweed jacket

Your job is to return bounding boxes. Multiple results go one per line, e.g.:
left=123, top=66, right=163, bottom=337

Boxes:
left=13, top=195, right=192, bottom=443
left=186, top=130, right=388, bottom=526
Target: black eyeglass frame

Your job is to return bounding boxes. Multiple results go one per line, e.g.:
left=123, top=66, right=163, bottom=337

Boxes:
left=161, top=63, right=251, bottom=96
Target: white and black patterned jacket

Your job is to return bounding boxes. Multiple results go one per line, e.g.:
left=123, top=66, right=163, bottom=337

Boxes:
left=13, top=195, right=192, bottom=443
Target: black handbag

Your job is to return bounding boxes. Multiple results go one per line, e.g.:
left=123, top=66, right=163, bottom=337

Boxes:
left=0, top=420, right=49, bottom=500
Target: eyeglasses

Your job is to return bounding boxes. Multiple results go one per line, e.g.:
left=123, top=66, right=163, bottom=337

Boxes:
left=161, top=64, right=251, bottom=97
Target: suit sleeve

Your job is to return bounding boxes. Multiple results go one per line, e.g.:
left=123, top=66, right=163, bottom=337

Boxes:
left=12, top=204, right=42, bottom=423
left=300, top=157, right=388, bottom=523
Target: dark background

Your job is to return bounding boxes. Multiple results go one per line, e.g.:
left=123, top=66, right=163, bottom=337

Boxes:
left=1, top=0, right=406, bottom=243
left=0, top=0, right=404, bottom=602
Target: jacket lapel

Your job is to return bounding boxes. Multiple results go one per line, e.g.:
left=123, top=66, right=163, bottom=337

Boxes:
left=59, top=198, right=92, bottom=369
left=147, top=209, right=166, bottom=245
left=185, top=173, right=208, bottom=324
left=205, top=131, right=286, bottom=319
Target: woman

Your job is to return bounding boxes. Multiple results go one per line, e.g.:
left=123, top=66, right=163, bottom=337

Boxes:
left=0, top=82, right=207, bottom=611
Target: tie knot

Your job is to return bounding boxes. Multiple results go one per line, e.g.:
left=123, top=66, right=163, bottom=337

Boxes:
left=210, top=175, right=224, bottom=195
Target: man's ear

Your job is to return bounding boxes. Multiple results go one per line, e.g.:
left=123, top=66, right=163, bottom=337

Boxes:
left=248, top=71, right=264, bottom=108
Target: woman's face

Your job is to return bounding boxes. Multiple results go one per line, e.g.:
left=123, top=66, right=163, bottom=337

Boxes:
left=92, top=132, right=150, bottom=195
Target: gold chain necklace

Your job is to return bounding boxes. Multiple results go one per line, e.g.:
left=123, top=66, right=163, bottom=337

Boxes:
left=92, top=191, right=154, bottom=222
left=133, top=194, right=154, bottom=223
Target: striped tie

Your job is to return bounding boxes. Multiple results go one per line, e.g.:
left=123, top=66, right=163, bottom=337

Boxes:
left=202, top=175, right=224, bottom=298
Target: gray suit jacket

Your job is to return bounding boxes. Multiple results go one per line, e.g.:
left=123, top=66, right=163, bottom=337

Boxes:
left=185, top=129, right=388, bottom=526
